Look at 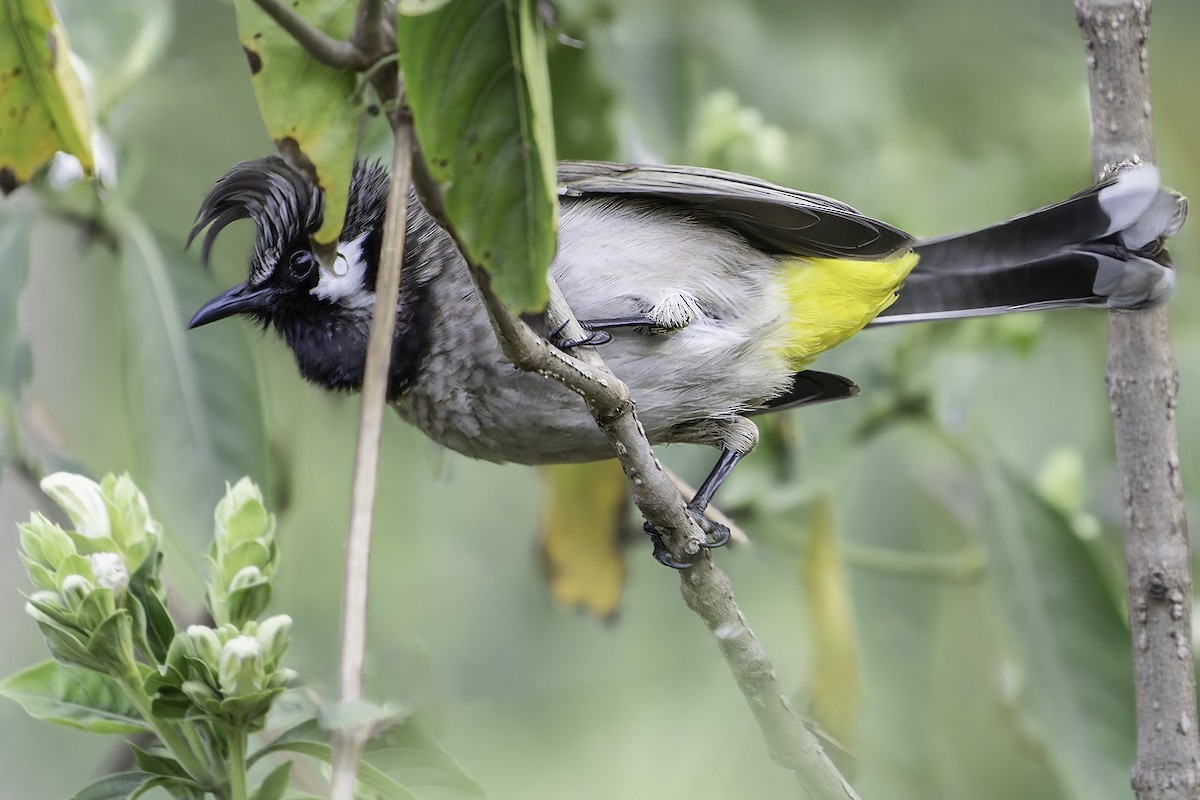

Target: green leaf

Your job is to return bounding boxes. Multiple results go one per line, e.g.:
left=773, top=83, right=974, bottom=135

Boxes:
left=399, top=0, right=457, bottom=15
left=71, top=772, right=157, bottom=800
left=129, top=743, right=190, bottom=779
left=69, top=771, right=203, bottom=800
left=112, top=213, right=269, bottom=556
left=362, top=717, right=485, bottom=798
left=232, top=0, right=360, bottom=250
left=0, top=660, right=147, bottom=733
left=254, top=716, right=481, bottom=799
left=975, top=458, right=1135, bottom=800
left=251, top=761, right=293, bottom=800
left=57, top=0, right=172, bottom=117
left=0, top=0, right=94, bottom=191
left=399, top=0, right=558, bottom=311
left=252, top=719, right=419, bottom=800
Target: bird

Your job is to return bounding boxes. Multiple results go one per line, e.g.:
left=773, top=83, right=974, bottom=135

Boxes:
left=187, top=157, right=1185, bottom=567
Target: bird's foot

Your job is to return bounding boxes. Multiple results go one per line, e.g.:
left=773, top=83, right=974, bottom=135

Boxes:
left=548, top=320, right=612, bottom=350
left=642, top=507, right=731, bottom=569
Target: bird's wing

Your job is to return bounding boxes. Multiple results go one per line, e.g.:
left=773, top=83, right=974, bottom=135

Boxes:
left=557, top=161, right=914, bottom=260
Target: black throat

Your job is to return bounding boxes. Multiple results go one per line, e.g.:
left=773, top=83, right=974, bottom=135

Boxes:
left=272, top=221, right=437, bottom=399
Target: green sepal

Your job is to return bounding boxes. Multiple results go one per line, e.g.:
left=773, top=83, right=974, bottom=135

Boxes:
left=19, top=552, right=57, bottom=591
left=18, top=522, right=47, bottom=565
left=220, top=494, right=272, bottom=551
left=38, top=621, right=107, bottom=672
left=129, top=549, right=174, bottom=662
left=85, top=610, right=137, bottom=676
left=40, top=522, right=80, bottom=569
left=219, top=686, right=283, bottom=729
left=75, top=587, right=118, bottom=632
left=227, top=584, right=272, bottom=629
left=67, top=532, right=122, bottom=557
left=56, top=553, right=96, bottom=591
left=220, top=541, right=273, bottom=584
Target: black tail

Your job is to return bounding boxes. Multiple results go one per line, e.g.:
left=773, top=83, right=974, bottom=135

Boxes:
left=872, top=166, right=1186, bottom=326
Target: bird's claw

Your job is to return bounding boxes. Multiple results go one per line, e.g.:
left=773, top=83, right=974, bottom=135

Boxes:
left=642, top=508, right=731, bottom=569
left=548, top=320, right=612, bottom=350
left=645, top=524, right=693, bottom=569
left=689, top=505, right=732, bottom=549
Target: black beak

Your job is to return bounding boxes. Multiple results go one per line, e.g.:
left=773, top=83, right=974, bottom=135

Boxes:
left=189, top=282, right=272, bottom=328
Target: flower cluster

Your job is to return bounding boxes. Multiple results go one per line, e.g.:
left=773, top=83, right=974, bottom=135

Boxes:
left=134, top=478, right=294, bottom=728
left=206, top=478, right=277, bottom=628
left=19, top=473, right=165, bottom=677
left=156, top=615, right=295, bottom=728
left=17, top=473, right=294, bottom=730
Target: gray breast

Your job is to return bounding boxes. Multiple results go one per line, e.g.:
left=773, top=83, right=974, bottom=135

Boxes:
left=393, top=198, right=796, bottom=465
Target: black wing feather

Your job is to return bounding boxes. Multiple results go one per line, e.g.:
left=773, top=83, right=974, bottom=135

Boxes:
left=557, top=161, right=914, bottom=260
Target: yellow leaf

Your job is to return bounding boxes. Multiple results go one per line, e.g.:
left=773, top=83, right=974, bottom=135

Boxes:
left=233, top=0, right=360, bottom=249
left=539, top=461, right=628, bottom=620
left=802, top=493, right=861, bottom=748
left=0, top=0, right=94, bottom=192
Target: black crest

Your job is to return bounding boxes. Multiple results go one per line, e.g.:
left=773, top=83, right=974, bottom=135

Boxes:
left=188, top=156, right=323, bottom=285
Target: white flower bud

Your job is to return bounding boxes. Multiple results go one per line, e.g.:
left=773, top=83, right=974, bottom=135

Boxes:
left=218, top=635, right=265, bottom=696
left=186, top=625, right=224, bottom=667
left=60, top=573, right=96, bottom=608
left=88, top=552, right=129, bottom=594
left=254, top=614, right=292, bottom=667
left=40, top=473, right=111, bottom=539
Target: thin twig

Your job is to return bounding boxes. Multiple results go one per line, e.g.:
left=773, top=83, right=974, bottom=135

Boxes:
left=350, top=0, right=389, bottom=62
left=250, top=0, right=373, bottom=69
left=328, top=115, right=414, bottom=800
left=1073, top=1, right=1200, bottom=798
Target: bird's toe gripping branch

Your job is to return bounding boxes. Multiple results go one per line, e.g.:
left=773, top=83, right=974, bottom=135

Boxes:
left=644, top=509, right=732, bottom=570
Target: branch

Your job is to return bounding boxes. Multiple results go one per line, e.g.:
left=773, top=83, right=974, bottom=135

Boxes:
left=350, top=0, right=389, bottom=63
left=1074, top=2, right=1200, bottom=798
left=409, top=167, right=862, bottom=798
left=328, top=111, right=414, bottom=800
left=250, top=0, right=370, bottom=69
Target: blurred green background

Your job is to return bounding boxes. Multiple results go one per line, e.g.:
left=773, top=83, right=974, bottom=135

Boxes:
left=2, top=0, right=1199, bottom=798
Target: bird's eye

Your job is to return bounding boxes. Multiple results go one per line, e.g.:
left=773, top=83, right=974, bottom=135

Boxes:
left=288, top=250, right=315, bottom=279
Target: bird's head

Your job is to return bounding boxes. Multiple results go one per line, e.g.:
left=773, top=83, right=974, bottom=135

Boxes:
left=187, top=156, right=388, bottom=333
left=187, top=157, right=438, bottom=395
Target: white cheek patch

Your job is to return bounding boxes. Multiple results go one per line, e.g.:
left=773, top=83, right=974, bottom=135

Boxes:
left=309, top=233, right=377, bottom=309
